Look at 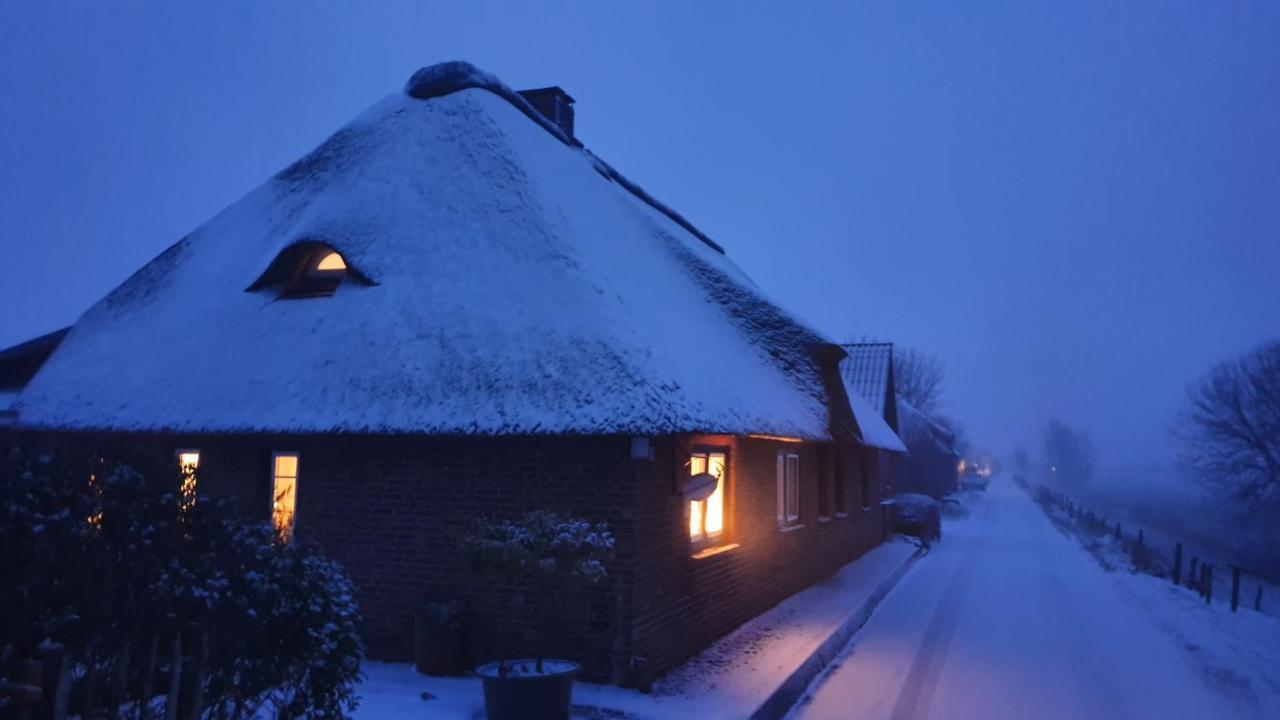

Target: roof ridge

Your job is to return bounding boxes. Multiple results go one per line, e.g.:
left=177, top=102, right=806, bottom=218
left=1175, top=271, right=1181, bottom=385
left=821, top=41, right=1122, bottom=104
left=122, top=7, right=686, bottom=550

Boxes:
left=404, top=61, right=725, bottom=255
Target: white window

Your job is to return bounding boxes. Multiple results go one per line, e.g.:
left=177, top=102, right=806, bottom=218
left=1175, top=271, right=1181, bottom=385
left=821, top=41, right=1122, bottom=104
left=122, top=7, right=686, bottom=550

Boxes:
left=689, top=450, right=726, bottom=545
left=177, top=450, right=200, bottom=512
left=777, top=452, right=800, bottom=526
left=272, top=452, right=299, bottom=542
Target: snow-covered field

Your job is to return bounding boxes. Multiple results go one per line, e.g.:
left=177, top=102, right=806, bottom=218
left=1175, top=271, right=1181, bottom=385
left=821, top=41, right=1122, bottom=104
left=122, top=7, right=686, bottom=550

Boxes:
left=789, top=481, right=1280, bottom=720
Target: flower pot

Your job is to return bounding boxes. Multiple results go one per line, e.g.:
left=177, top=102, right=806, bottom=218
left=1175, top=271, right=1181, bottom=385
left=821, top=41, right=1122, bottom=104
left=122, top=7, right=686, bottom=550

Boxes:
left=475, top=659, right=579, bottom=720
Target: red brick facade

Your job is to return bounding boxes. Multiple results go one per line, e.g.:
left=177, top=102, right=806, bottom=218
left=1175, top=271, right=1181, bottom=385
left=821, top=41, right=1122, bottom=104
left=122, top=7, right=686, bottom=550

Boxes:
left=25, top=429, right=888, bottom=685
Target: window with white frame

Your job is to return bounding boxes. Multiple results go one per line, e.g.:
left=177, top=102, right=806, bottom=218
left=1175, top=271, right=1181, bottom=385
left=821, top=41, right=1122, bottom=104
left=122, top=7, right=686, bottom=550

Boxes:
left=777, top=452, right=800, bottom=526
left=688, top=450, right=727, bottom=545
left=272, top=452, right=299, bottom=542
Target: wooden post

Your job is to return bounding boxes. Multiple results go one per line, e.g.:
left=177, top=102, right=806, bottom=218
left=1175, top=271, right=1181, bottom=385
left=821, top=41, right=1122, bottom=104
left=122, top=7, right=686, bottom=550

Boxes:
left=138, top=634, right=159, bottom=720
left=11, top=659, right=44, bottom=720
left=1173, top=543, right=1183, bottom=586
left=109, top=643, right=130, bottom=720
left=1257, top=585, right=1264, bottom=612
left=1231, top=566, right=1241, bottom=612
left=38, top=644, right=69, bottom=720
left=163, top=633, right=182, bottom=720
left=179, top=625, right=207, bottom=720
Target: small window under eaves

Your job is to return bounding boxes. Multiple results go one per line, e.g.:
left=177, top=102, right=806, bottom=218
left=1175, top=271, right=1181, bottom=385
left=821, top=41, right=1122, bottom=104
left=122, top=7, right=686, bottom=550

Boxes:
left=247, top=241, right=373, bottom=299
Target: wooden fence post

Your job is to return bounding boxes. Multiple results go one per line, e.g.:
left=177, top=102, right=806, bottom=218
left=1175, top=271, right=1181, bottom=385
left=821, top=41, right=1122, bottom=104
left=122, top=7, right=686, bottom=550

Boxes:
left=1257, top=585, right=1264, bottom=613
left=1230, top=566, right=1242, bottom=612
left=38, top=644, right=69, bottom=720
left=10, top=659, right=44, bottom=720
left=163, top=632, right=182, bottom=720
left=1173, top=543, right=1182, bottom=586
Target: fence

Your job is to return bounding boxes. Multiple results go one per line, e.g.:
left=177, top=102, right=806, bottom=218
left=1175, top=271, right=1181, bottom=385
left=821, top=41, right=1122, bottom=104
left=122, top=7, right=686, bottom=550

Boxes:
left=1, top=623, right=209, bottom=720
left=1035, top=487, right=1270, bottom=616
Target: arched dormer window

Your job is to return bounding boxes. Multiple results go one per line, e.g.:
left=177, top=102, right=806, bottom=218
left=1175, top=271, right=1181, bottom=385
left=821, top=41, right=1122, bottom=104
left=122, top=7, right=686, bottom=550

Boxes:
left=247, top=241, right=373, bottom=299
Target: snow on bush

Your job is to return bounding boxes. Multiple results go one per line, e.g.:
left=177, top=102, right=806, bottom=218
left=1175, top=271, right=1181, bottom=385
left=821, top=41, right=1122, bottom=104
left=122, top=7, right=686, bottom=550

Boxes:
left=462, top=510, right=614, bottom=674
left=0, top=439, right=363, bottom=719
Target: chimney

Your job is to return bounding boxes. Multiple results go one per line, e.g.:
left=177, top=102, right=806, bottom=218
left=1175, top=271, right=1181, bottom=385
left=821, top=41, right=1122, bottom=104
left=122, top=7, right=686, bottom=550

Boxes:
left=517, top=86, right=576, bottom=139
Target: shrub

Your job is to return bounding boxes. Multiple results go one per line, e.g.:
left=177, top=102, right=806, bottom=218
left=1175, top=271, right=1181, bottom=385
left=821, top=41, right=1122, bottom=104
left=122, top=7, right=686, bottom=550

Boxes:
left=462, top=510, right=614, bottom=673
left=0, top=439, right=363, bottom=719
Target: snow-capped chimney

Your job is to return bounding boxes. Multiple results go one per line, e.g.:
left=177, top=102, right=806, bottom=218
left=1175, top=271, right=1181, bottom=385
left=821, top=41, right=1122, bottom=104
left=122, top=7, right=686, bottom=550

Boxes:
left=518, top=87, right=575, bottom=139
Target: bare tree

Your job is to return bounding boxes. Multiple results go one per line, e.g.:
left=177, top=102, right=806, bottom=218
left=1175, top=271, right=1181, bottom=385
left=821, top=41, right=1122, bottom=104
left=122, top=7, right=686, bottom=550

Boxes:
left=1043, top=418, right=1096, bottom=488
left=895, top=348, right=945, bottom=416
left=1176, top=340, right=1280, bottom=517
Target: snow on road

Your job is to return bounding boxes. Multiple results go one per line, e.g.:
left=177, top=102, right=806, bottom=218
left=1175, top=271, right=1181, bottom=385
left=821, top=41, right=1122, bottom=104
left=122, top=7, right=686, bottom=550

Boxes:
left=790, top=481, right=1259, bottom=720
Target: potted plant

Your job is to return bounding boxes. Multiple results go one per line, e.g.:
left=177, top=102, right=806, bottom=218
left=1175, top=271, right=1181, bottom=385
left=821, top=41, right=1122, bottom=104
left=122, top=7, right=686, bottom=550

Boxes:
left=462, top=510, right=614, bottom=720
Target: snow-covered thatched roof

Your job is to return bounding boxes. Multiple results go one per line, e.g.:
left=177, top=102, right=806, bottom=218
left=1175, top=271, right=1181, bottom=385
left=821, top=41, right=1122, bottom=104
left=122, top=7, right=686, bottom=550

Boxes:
left=17, top=62, right=841, bottom=439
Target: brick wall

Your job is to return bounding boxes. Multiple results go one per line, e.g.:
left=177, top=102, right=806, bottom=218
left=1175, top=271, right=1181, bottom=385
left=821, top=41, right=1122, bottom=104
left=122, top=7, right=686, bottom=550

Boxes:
left=628, top=434, right=886, bottom=681
left=21, top=429, right=889, bottom=685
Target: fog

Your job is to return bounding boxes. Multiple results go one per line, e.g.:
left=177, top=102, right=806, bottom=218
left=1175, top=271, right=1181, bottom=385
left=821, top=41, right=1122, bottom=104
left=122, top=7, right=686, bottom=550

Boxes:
left=2, top=1, right=1278, bottom=471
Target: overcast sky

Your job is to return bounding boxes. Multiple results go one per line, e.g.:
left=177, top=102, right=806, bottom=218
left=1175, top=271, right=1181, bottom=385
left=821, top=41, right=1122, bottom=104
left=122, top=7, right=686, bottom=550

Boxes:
left=2, top=2, right=1277, bottom=467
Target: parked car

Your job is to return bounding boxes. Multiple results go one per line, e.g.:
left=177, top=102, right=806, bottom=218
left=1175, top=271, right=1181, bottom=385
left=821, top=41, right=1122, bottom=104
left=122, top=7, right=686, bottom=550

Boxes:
left=961, top=470, right=989, bottom=490
left=885, top=493, right=941, bottom=544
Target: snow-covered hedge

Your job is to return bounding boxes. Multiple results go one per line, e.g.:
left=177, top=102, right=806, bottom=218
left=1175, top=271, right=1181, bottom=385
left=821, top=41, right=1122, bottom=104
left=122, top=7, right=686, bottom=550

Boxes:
left=0, top=440, right=363, bottom=719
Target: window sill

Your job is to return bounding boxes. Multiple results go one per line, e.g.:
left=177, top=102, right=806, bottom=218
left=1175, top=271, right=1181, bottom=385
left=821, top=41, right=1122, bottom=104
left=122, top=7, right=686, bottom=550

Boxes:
left=690, top=543, right=740, bottom=560
left=778, top=523, right=806, bottom=533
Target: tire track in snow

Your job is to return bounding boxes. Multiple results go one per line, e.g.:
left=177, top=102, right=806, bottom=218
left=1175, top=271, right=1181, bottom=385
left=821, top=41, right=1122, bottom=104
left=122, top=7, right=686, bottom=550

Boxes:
left=887, top=503, right=989, bottom=720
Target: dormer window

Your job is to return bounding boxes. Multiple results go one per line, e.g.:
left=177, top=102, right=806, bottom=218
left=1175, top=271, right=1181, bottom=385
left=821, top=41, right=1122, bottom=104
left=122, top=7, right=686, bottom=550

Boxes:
left=289, top=247, right=348, bottom=298
left=247, top=241, right=373, bottom=299
left=314, top=252, right=347, bottom=272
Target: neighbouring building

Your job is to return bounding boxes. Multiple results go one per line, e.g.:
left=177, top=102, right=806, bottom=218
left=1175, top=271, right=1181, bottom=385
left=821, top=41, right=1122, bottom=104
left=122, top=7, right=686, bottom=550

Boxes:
left=4, top=62, right=899, bottom=685
left=894, top=395, right=962, bottom=497
left=838, top=342, right=908, bottom=522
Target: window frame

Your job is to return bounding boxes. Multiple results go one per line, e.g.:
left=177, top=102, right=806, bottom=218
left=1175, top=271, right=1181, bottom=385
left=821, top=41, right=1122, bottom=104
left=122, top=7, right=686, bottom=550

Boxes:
left=176, top=448, right=200, bottom=512
left=687, top=446, right=730, bottom=550
left=777, top=452, right=801, bottom=527
left=271, top=451, right=300, bottom=542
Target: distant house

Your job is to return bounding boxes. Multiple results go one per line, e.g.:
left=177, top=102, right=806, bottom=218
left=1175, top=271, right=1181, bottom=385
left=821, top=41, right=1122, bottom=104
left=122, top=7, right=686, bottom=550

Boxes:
left=838, top=343, right=908, bottom=513
left=894, top=395, right=962, bottom=497
left=6, top=62, right=894, bottom=684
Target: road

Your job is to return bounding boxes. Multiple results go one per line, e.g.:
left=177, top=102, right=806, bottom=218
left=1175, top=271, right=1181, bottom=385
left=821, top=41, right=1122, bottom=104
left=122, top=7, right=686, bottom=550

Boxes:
left=790, top=481, right=1227, bottom=720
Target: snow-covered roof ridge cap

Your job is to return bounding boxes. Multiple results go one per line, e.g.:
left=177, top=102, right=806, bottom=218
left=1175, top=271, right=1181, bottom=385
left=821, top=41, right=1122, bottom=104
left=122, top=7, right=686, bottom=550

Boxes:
left=403, top=61, right=726, bottom=255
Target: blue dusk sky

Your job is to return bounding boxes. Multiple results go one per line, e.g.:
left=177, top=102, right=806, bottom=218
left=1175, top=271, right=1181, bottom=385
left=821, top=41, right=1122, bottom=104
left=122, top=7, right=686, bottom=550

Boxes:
left=1, top=2, right=1277, bottom=467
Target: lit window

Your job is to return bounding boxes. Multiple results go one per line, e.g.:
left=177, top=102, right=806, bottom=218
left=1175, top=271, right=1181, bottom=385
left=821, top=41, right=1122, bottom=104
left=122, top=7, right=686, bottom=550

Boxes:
left=314, top=251, right=347, bottom=272
left=272, top=452, right=299, bottom=542
left=177, top=450, right=200, bottom=512
left=689, top=451, right=726, bottom=545
left=777, top=453, right=800, bottom=526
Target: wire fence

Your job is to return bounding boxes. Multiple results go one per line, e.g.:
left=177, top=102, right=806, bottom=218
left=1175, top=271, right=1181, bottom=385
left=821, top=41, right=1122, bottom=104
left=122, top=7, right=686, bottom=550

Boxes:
left=1034, top=486, right=1273, bottom=617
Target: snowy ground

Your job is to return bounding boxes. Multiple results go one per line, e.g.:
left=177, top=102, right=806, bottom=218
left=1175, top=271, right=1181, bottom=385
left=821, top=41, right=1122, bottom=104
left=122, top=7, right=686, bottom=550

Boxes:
left=788, top=481, right=1280, bottom=720
left=354, top=538, right=919, bottom=719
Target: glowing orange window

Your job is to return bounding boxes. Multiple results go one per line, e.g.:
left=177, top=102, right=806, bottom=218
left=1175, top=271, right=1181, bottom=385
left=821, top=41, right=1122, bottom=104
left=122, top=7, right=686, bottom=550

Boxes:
left=689, top=450, right=727, bottom=545
left=272, top=452, right=299, bottom=542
